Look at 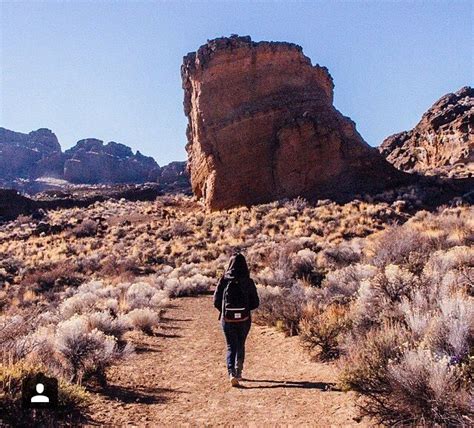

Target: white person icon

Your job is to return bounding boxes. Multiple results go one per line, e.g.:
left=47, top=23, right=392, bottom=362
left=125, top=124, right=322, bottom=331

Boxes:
left=30, top=382, right=50, bottom=403
left=22, top=372, right=58, bottom=408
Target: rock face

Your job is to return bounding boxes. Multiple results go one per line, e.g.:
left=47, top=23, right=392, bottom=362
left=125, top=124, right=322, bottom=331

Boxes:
left=0, top=128, right=174, bottom=189
left=182, top=35, right=406, bottom=210
left=64, top=139, right=160, bottom=184
left=379, top=87, right=473, bottom=178
left=158, top=161, right=190, bottom=190
left=0, top=128, right=64, bottom=179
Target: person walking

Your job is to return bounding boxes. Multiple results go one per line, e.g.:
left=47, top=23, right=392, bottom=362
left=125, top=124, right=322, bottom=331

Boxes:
left=214, top=252, right=260, bottom=387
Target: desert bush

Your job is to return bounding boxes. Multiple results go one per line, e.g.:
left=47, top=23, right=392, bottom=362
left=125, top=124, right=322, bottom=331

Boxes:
left=125, top=308, right=161, bottom=335
left=341, top=275, right=474, bottom=425
left=381, top=349, right=473, bottom=426
left=170, top=221, right=192, bottom=237
left=22, top=262, right=82, bottom=293
left=254, top=283, right=317, bottom=336
left=0, top=257, right=22, bottom=285
left=319, top=243, right=361, bottom=270
left=154, top=267, right=214, bottom=297
left=86, top=311, right=131, bottom=341
left=72, top=219, right=99, bottom=238
left=339, top=321, right=411, bottom=397
left=55, top=315, right=130, bottom=384
left=321, top=263, right=377, bottom=303
left=299, top=303, right=351, bottom=360
left=126, top=281, right=169, bottom=310
left=369, top=226, right=436, bottom=274
left=351, top=264, right=419, bottom=333
left=99, top=255, right=139, bottom=279
left=0, top=313, right=42, bottom=362
left=59, top=291, right=98, bottom=319
left=424, top=245, right=474, bottom=283
left=426, top=291, right=474, bottom=359
left=284, top=196, right=309, bottom=211
left=292, top=249, right=324, bottom=286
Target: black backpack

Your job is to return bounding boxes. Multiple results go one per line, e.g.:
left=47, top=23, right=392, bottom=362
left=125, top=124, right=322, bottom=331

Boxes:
left=222, top=278, right=250, bottom=322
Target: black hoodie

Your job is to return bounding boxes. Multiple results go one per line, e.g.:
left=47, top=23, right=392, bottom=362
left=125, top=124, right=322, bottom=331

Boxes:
left=213, top=253, right=260, bottom=315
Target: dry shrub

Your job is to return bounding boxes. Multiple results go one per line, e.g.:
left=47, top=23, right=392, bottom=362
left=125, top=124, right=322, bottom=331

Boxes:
left=99, top=255, right=138, bottom=279
left=125, top=308, right=161, bottom=335
left=55, top=315, right=132, bottom=384
left=170, top=221, right=192, bottom=237
left=339, top=321, right=411, bottom=398
left=72, top=219, right=99, bottom=238
left=86, top=311, right=131, bottom=341
left=0, top=315, right=37, bottom=362
left=320, top=243, right=361, bottom=270
left=254, top=283, right=316, bottom=336
left=370, top=226, right=436, bottom=274
left=0, top=257, right=22, bottom=286
left=351, top=264, right=419, bottom=333
left=385, top=349, right=472, bottom=426
left=22, top=262, right=82, bottom=293
left=321, top=263, right=377, bottom=303
left=299, top=303, right=350, bottom=360
left=125, top=281, right=169, bottom=310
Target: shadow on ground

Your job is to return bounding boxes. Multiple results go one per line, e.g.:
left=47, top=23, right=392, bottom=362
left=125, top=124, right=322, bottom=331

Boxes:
left=240, top=379, right=339, bottom=391
left=93, top=384, right=182, bottom=405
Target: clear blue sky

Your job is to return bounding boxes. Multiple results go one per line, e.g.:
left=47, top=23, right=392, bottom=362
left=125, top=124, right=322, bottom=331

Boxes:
left=1, top=1, right=472, bottom=165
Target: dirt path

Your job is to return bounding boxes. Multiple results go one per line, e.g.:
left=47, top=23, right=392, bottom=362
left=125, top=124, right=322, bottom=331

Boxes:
left=89, top=295, right=367, bottom=426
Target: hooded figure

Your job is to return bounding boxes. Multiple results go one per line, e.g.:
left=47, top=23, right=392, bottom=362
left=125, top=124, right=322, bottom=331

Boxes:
left=224, top=253, right=250, bottom=279
left=214, top=252, right=259, bottom=387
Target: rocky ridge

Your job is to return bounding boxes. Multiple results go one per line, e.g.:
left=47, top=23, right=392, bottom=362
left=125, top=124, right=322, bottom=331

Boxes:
left=0, top=128, right=190, bottom=193
left=379, top=86, right=473, bottom=178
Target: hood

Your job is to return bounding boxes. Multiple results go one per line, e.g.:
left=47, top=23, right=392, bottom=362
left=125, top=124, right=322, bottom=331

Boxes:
left=224, top=253, right=250, bottom=278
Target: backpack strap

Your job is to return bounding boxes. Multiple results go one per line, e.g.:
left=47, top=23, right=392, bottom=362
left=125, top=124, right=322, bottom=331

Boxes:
left=220, top=278, right=229, bottom=320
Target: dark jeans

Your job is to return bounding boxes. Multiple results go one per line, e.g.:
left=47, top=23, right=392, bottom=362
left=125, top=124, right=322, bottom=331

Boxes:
left=222, top=319, right=251, bottom=376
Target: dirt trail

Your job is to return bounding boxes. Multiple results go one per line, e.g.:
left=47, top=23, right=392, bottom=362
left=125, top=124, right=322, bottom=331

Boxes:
left=89, top=295, right=367, bottom=426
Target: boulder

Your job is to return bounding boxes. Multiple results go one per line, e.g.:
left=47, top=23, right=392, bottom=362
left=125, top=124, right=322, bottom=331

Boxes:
left=379, top=86, right=473, bottom=178
left=182, top=35, right=406, bottom=210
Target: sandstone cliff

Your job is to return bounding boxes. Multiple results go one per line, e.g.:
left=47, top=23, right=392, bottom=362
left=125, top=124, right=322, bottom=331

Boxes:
left=379, top=86, right=473, bottom=178
left=182, top=35, right=406, bottom=210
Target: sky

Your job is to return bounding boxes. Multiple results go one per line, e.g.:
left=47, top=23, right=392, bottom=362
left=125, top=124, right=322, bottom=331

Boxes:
left=1, top=1, right=472, bottom=165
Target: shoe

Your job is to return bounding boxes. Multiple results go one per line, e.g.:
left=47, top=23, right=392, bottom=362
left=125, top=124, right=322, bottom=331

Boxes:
left=235, top=370, right=243, bottom=381
left=230, top=375, right=239, bottom=387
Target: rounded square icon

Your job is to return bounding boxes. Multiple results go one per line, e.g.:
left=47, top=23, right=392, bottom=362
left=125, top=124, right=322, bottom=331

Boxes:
left=22, top=372, right=58, bottom=409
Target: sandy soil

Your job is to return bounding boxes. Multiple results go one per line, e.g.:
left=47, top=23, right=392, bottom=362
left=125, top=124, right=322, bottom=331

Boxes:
left=88, top=295, right=369, bottom=426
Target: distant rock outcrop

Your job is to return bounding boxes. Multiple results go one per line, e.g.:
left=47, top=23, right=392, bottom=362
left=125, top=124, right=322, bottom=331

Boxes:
left=380, top=86, right=473, bottom=178
left=157, top=161, right=190, bottom=193
left=0, top=128, right=64, bottom=179
left=0, top=128, right=191, bottom=192
left=64, top=139, right=160, bottom=184
left=182, top=35, right=407, bottom=210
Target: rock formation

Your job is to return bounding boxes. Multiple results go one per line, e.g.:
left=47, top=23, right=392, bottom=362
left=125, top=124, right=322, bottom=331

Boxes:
left=63, top=139, right=160, bottom=184
left=0, top=128, right=188, bottom=191
left=379, top=86, right=473, bottom=178
left=182, top=35, right=407, bottom=210
left=157, top=161, right=190, bottom=193
left=0, top=128, right=64, bottom=180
